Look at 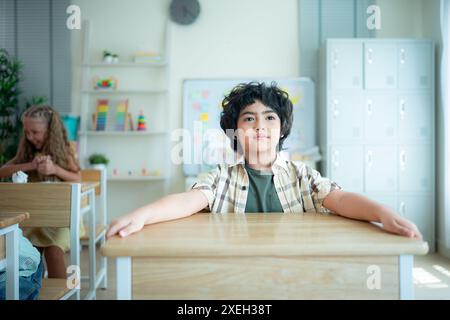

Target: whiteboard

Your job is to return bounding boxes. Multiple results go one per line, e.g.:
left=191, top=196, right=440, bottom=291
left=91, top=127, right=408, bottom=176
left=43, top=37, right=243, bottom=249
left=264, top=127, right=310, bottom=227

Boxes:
left=182, top=78, right=315, bottom=176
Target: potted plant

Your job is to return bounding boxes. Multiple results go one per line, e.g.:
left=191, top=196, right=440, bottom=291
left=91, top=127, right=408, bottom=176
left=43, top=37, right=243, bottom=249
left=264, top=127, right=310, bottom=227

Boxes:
left=88, top=153, right=109, bottom=171
left=0, top=48, right=47, bottom=167
left=102, top=50, right=113, bottom=63
left=112, top=53, right=119, bottom=63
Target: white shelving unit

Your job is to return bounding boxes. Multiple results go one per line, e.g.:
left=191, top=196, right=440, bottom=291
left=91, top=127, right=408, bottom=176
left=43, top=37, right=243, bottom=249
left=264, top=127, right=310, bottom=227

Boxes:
left=78, top=20, right=171, bottom=186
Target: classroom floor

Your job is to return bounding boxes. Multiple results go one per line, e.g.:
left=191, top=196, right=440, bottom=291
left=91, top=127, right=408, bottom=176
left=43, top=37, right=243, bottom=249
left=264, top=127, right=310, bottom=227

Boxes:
left=68, top=248, right=450, bottom=300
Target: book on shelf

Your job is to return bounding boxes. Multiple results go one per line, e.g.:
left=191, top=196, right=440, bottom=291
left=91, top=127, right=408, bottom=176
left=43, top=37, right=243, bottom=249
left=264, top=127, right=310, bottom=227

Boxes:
left=93, top=99, right=129, bottom=131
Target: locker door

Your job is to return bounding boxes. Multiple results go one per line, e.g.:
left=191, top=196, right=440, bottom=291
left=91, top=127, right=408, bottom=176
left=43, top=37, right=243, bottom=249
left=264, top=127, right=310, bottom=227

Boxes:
left=364, top=42, right=397, bottom=89
left=399, top=145, right=433, bottom=193
left=364, top=94, right=397, bottom=142
left=329, top=145, right=364, bottom=193
left=398, top=42, right=432, bottom=89
left=329, top=42, right=363, bottom=90
left=398, top=94, right=432, bottom=142
left=329, top=94, right=363, bottom=143
left=398, top=196, right=433, bottom=245
left=365, top=145, right=397, bottom=193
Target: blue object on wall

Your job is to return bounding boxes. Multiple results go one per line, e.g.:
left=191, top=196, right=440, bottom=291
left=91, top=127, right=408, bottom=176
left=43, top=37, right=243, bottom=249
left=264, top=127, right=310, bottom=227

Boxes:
left=62, top=115, right=79, bottom=141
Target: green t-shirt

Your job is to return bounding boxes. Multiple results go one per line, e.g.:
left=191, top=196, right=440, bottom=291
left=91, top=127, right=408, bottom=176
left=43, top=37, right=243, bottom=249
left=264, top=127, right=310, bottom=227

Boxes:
left=244, top=163, right=283, bottom=213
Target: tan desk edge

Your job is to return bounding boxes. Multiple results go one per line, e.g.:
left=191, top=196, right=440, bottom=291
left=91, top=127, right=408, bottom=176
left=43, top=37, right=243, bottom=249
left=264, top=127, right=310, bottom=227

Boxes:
left=81, top=182, right=99, bottom=193
left=101, top=213, right=429, bottom=257
left=0, top=211, right=30, bottom=228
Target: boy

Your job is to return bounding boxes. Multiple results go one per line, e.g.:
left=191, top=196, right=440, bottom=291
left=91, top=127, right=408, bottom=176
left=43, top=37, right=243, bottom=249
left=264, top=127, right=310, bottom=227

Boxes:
left=107, top=82, right=422, bottom=240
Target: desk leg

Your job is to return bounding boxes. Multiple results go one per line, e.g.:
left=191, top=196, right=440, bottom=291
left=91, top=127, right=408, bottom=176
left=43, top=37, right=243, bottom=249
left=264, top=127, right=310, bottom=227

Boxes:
left=399, top=255, right=414, bottom=300
left=5, top=225, right=19, bottom=300
left=88, top=190, right=96, bottom=300
left=116, top=257, right=132, bottom=300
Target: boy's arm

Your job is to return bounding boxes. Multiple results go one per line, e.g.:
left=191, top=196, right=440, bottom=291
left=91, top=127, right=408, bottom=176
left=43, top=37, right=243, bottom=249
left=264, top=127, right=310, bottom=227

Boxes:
left=323, top=190, right=422, bottom=239
left=106, top=189, right=209, bottom=238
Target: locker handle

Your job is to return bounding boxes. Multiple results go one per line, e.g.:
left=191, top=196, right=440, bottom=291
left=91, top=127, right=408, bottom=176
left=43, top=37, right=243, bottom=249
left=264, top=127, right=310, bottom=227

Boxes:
left=333, top=99, right=339, bottom=118
left=400, top=150, right=406, bottom=167
left=399, top=99, right=406, bottom=119
left=367, top=99, right=373, bottom=116
left=332, top=50, right=338, bottom=66
left=367, top=48, right=373, bottom=64
left=332, top=150, right=339, bottom=168
left=400, top=48, right=406, bottom=64
left=399, top=202, right=406, bottom=215
left=367, top=151, right=373, bottom=167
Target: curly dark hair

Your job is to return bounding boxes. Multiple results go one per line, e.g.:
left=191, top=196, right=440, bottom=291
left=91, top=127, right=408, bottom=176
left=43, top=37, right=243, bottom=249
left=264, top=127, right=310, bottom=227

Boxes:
left=220, top=81, right=293, bottom=153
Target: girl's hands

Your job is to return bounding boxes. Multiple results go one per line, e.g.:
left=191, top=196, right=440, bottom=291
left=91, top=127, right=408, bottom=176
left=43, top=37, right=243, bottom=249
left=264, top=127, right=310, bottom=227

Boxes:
left=380, top=212, right=422, bottom=239
left=36, top=156, right=57, bottom=175
left=107, top=212, right=146, bottom=238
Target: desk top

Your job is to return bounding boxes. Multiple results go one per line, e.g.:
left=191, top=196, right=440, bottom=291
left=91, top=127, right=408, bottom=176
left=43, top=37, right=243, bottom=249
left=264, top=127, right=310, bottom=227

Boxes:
left=0, top=211, right=30, bottom=228
left=101, top=213, right=429, bottom=257
left=81, top=182, right=99, bottom=193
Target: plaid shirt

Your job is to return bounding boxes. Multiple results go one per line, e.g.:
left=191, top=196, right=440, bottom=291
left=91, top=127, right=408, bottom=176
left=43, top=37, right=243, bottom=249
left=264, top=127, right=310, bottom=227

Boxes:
left=191, top=153, right=342, bottom=214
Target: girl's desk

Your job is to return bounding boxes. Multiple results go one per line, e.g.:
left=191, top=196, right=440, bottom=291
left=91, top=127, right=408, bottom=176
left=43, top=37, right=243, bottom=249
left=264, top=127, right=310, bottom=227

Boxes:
left=101, top=213, right=428, bottom=300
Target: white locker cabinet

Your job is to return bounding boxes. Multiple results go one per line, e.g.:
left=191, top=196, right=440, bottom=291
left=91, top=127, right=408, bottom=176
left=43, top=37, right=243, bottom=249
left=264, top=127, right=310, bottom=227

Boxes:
left=399, top=145, right=433, bottom=193
left=398, top=196, right=434, bottom=246
left=398, top=94, right=432, bottom=142
left=329, top=94, right=363, bottom=142
left=398, top=42, right=432, bottom=89
left=320, top=39, right=435, bottom=250
left=364, top=42, right=398, bottom=89
left=329, top=145, right=364, bottom=192
left=364, top=145, right=397, bottom=193
left=364, top=94, right=397, bottom=142
left=329, top=41, right=363, bottom=90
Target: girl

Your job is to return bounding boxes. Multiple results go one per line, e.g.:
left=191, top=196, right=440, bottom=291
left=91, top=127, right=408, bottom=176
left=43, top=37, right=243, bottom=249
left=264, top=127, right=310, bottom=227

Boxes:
left=0, top=105, right=81, bottom=279
left=106, top=82, right=422, bottom=240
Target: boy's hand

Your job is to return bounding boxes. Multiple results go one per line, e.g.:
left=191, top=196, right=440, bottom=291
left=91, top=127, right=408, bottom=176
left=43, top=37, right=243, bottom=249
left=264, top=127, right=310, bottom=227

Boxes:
left=107, top=213, right=145, bottom=238
left=379, top=211, right=422, bottom=240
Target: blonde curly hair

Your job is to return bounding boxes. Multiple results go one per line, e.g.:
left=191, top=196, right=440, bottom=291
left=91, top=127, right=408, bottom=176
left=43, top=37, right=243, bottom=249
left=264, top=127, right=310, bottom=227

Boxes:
left=14, top=105, right=79, bottom=181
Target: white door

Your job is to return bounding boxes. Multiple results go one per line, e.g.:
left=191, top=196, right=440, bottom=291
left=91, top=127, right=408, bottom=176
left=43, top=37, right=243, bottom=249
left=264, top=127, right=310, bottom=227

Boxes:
left=365, top=145, right=397, bottom=193
left=329, top=145, right=364, bottom=193
left=364, top=94, right=397, bottom=142
left=398, top=196, right=433, bottom=245
left=329, top=94, right=363, bottom=143
left=329, top=41, right=363, bottom=90
left=399, top=145, right=433, bottom=193
left=364, top=42, right=397, bottom=89
left=398, top=42, right=432, bottom=89
left=398, top=94, right=432, bottom=142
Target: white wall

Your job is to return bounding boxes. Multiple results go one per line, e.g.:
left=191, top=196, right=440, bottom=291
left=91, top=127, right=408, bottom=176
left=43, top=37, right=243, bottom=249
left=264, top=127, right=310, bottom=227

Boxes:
left=71, top=0, right=299, bottom=220
left=375, top=0, right=424, bottom=37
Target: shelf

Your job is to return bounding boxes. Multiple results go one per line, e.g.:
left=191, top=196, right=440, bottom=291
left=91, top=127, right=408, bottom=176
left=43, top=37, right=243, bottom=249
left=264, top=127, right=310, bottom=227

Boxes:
left=82, top=89, right=167, bottom=94
left=82, top=61, right=168, bottom=68
left=79, top=131, right=168, bottom=136
left=107, top=175, right=166, bottom=182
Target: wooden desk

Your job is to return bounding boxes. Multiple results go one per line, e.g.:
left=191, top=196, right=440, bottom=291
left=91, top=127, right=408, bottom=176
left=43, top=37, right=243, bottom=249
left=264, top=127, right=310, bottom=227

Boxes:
left=0, top=211, right=30, bottom=300
left=101, top=213, right=428, bottom=300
